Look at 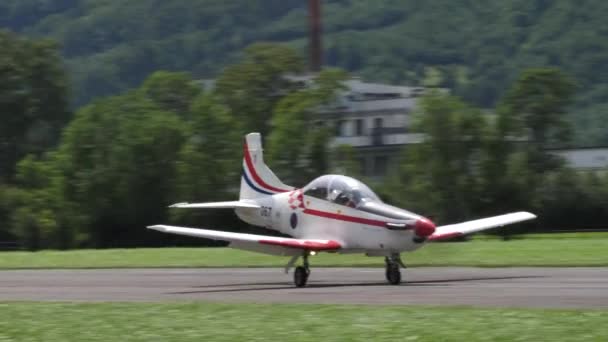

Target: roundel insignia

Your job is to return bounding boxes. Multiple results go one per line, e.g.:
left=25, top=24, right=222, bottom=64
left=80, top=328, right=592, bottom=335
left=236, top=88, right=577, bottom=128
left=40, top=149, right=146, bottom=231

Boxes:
left=290, top=213, right=298, bottom=229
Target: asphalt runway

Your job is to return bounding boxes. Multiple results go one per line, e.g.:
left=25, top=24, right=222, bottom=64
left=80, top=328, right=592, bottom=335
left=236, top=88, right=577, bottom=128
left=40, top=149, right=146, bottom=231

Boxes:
left=0, top=267, right=606, bottom=308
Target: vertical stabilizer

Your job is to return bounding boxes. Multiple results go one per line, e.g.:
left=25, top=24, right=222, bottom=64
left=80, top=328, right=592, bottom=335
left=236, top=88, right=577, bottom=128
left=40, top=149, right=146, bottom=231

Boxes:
left=240, top=133, right=293, bottom=199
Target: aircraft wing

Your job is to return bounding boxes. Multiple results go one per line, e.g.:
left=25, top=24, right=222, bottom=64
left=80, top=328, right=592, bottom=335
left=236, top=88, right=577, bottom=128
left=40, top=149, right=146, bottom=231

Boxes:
left=169, top=201, right=260, bottom=209
left=428, top=211, right=536, bottom=242
left=147, top=225, right=342, bottom=254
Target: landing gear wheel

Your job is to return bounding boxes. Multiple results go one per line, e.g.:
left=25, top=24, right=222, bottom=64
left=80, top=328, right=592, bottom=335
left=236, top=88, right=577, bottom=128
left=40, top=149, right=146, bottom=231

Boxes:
left=385, top=263, right=401, bottom=285
left=294, top=266, right=309, bottom=287
left=385, top=255, right=402, bottom=285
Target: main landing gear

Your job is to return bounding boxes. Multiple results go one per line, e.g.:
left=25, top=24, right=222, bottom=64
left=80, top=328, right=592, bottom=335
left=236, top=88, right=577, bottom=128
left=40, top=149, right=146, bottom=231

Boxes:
left=385, top=253, right=405, bottom=285
left=286, top=252, right=311, bottom=287
left=287, top=252, right=405, bottom=287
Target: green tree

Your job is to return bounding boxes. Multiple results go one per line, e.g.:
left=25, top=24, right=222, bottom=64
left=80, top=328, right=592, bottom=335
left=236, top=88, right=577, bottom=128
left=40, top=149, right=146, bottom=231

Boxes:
left=140, top=71, right=201, bottom=116
left=266, top=90, right=319, bottom=185
left=7, top=156, right=59, bottom=249
left=0, top=30, right=70, bottom=181
left=215, top=43, right=304, bottom=137
left=6, top=69, right=269, bottom=249
left=500, top=68, right=575, bottom=173
left=474, top=68, right=576, bottom=233
left=475, top=68, right=576, bottom=225
left=38, top=86, right=187, bottom=248
left=330, top=144, right=362, bottom=177
left=173, top=94, right=239, bottom=201
left=389, top=93, right=487, bottom=223
left=267, top=68, right=347, bottom=185
left=170, top=92, right=242, bottom=228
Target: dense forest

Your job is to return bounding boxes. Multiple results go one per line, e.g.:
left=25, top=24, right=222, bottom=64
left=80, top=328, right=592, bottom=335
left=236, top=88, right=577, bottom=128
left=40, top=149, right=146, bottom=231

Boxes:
left=1, top=32, right=607, bottom=249
left=2, top=0, right=608, bottom=144
left=2, top=1, right=608, bottom=249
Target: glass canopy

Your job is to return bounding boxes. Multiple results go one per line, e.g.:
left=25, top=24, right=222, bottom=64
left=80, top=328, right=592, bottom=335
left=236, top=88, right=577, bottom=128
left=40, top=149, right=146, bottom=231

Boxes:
left=303, top=175, right=381, bottom=208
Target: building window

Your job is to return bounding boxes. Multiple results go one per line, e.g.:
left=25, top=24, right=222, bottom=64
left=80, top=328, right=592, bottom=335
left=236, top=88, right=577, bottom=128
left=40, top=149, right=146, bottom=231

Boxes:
left=355, top=119, right=364, bottom=136
left=374, top=117, right=383, bottom=129
left=372, top=118, right=384, bottom=145
left=336, top=120, right=346, bottom=136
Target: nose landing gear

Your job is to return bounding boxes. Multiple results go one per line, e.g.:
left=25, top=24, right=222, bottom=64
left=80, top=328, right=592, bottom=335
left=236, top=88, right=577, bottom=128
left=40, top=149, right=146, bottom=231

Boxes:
left=385, top=253, right=405, bottom=285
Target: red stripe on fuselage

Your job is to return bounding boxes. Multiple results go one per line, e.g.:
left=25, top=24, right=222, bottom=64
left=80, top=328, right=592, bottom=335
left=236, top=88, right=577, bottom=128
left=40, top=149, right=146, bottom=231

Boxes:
left=303, top=208, right=387, bottom=227
left=243, top=141, right=290, bottom=193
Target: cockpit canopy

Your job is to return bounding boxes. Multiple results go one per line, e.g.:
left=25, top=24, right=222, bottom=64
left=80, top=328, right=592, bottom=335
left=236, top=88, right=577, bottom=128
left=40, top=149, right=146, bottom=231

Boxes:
left=302, top=175, right=381, bottom=208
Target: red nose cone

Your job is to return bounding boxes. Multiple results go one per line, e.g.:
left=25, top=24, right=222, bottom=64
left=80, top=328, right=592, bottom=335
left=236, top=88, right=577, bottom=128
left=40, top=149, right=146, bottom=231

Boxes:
left=415, top=217, right=436, bottom=237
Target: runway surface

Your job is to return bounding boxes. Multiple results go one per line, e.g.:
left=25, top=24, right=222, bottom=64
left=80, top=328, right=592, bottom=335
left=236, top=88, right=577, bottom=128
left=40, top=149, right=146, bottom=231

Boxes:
left=1, top=267, right=606, bottom=308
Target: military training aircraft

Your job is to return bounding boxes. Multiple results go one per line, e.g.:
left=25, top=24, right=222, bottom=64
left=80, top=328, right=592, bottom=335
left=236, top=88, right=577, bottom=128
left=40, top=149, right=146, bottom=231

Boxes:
left=149, top=133, right=536, bottom=287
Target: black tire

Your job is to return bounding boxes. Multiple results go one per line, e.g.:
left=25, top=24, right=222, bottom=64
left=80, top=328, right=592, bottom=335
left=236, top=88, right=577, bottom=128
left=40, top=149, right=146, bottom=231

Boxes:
left=294, top=266, right=309, bottom=287
left=385, top=264, right=401, bottom=285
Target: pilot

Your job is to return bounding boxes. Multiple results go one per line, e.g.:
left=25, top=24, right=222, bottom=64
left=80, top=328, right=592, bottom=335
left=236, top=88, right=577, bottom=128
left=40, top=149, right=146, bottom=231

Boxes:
left=329, top=189, right=357, bottom=208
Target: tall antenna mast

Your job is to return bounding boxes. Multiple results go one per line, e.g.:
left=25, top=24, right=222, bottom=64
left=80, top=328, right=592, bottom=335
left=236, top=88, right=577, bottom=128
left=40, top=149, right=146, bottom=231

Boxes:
left=308, top=0, right=322, bottom=72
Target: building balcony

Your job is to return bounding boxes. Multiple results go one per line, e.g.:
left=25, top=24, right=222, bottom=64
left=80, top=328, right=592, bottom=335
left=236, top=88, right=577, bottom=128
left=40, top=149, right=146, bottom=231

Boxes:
left=330, top=132, right=424, bottom=148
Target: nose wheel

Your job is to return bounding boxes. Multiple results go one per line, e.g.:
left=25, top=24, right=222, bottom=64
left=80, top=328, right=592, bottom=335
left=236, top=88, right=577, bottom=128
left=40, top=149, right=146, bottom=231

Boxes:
left=385, top=253, right=404, bottom=285
left=293, top=252, right=311, bottom=287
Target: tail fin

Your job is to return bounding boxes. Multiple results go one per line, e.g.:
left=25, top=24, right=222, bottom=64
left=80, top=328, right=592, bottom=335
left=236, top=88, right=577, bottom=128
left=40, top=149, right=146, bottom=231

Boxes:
left=240, top=133, right=293, bottom=199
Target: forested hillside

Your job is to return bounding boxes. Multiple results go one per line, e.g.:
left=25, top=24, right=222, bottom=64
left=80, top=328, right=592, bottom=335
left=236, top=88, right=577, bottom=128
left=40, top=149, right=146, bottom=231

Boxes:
left=1, top=32, right=606, bottom=249
left=2, top=0, right=608, bottom=143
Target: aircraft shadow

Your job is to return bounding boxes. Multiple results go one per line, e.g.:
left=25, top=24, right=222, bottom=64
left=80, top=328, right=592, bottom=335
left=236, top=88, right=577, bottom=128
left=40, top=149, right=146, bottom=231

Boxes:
left=406, top=275, right=545, bottom=285
left=169, top=275, right=544, bottom=295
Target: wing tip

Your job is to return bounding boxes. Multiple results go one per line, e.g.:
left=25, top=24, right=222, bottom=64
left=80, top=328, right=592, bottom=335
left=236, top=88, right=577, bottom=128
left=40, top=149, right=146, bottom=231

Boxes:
left=147, top=225, right=168, bottom=232
left=517, top=211, right=538, bottom=220
left=167, top=201, right=261, bottom=209
left=428, top=232, right=463, bottom=242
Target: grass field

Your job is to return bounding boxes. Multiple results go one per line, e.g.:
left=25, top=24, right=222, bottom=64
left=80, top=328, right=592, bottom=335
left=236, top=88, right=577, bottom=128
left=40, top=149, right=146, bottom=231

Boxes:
left=0, top=302, right=606, bottom=341
left=1, top=233, right=607, bottom=269
left=473, top=231, right=608, bottom=240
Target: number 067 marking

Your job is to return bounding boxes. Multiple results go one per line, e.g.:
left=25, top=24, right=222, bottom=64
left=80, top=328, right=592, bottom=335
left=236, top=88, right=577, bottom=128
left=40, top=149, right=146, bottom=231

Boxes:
left=260, top=206, right=272, bottom=217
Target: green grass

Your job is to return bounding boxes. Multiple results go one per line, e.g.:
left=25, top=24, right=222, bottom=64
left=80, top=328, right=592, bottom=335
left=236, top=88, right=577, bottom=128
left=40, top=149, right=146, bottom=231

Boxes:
left=0, top=302, right=606, bottom=341
left=473, top=232, right=608, bottom=240
left=1, top=234, right=607, bottom=269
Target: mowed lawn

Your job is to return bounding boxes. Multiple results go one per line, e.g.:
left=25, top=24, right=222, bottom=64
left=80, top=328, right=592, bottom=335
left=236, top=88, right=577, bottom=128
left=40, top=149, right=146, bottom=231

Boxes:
left=0, top=302, right=606, bottom=341
left=0, top=233, right=607, bottom=268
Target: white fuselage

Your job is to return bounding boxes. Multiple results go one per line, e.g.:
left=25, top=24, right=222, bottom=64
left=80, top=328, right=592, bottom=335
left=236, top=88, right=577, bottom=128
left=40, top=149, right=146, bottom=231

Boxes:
left=236, top=190, right=425, bottom=255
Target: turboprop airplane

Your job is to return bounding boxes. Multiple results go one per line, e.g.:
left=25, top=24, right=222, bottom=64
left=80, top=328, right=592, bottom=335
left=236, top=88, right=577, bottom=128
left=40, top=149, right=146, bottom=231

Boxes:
left=148, top=133, right=536, bottom=287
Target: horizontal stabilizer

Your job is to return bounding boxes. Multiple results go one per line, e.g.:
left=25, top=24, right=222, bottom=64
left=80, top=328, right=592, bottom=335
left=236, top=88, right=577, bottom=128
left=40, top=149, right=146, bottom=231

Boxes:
left=169, top=201, right=260, bottom=209
left=428, top=211, right=536, bottom=241
left=147, top=225, right=342, bottom=252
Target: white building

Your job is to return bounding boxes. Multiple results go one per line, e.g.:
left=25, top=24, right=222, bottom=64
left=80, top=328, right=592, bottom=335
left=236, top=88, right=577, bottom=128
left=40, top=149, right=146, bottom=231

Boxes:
left=317, top=78, right=432, bottom=177
left=317, top=78, right=608, bottom=175
left=204, top=75, right=608, bottom=174
left=551, top=147, right=608, bottom=170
